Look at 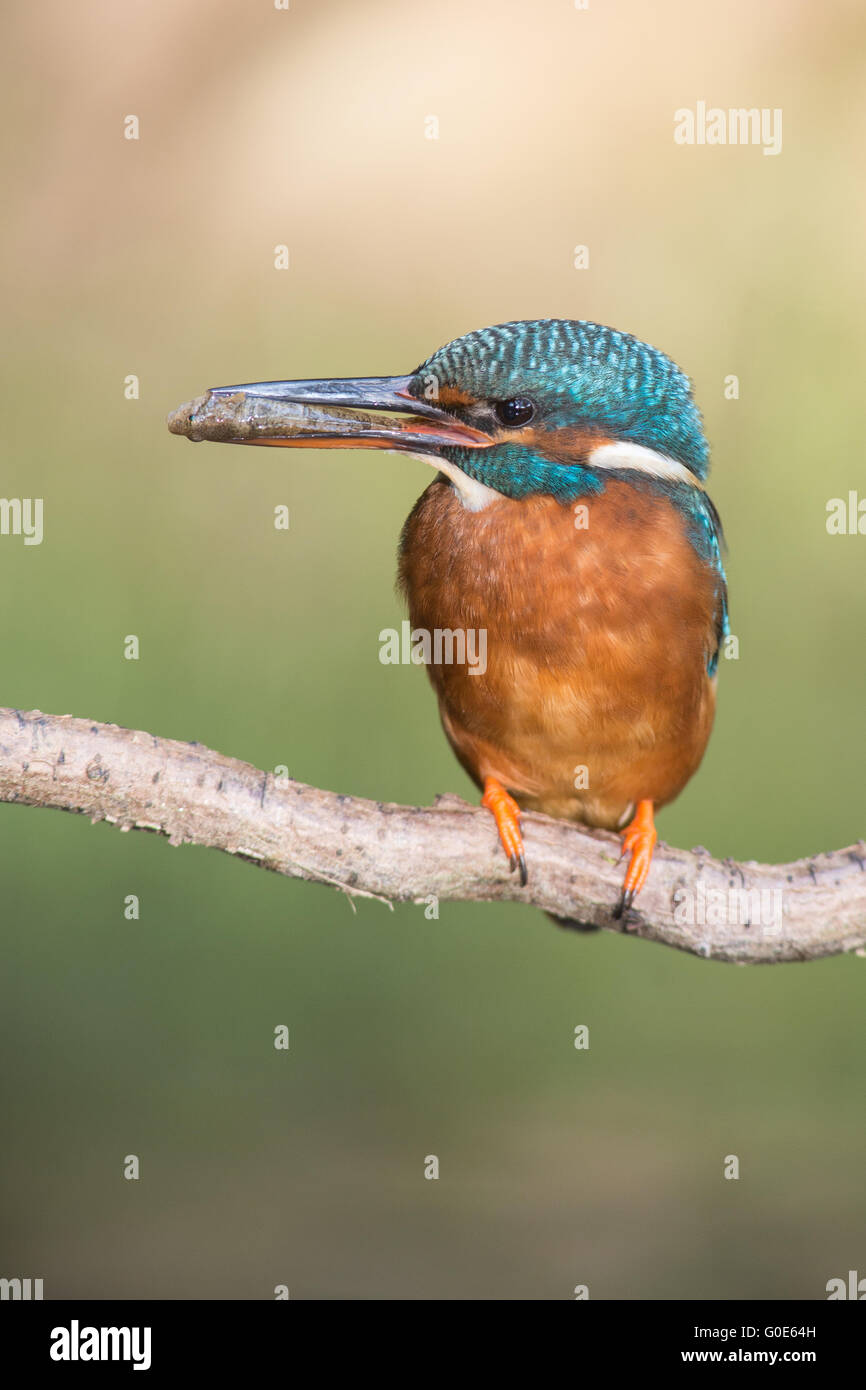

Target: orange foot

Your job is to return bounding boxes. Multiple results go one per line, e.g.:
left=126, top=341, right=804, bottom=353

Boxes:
left=613, top=799, right=658, bottom=918
left=481, top=776, right=527, bottom=886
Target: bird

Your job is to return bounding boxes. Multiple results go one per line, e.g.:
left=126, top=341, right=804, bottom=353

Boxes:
left=191, top=319, right=727, bottom=915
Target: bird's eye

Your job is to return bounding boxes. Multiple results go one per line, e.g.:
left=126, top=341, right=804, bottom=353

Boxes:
left=494, top=396, right=535, bottom=428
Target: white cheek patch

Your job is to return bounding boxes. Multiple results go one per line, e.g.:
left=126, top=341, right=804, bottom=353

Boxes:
left=393, top=439, right=702, bottom=511
left=588, top=440, right=703, bottom=488
left=400, top=450, right=503, bottom=512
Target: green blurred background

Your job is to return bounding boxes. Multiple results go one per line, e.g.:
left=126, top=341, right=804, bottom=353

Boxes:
left=2, top=0, right=864, bottom=1299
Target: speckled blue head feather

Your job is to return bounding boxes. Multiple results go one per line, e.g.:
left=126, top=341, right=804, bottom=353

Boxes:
left=411, top=318, right=710, bottom=481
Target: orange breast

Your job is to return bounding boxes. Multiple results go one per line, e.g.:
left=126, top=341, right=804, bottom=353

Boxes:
left=398, top=476, right=721, bottom=830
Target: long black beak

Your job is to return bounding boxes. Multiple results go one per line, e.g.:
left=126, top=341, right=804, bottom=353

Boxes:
left=168, top=375, right=492, bottom=453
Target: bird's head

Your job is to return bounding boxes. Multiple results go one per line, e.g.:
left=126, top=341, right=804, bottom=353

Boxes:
left=207, top=318, right=709, bottom=509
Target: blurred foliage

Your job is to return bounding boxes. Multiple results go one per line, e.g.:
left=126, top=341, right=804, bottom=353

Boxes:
left=1, top=0, right=864, bottom=1297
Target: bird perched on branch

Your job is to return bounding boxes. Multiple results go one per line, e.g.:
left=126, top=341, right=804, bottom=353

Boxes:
left=173, top=319, right=727, bottom=914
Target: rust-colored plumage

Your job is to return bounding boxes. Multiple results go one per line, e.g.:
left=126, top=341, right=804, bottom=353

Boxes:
left=399, top=476, right=720, bottom=833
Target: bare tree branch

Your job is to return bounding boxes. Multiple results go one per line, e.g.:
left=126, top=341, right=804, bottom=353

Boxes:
left=0, top=708, right=863, bottom=963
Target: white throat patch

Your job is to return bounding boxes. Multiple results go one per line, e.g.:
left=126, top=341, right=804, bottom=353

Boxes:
left=402, top=451, right=502, bottom=512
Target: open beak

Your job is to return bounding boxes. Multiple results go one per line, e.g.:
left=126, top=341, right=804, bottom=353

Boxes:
left=174, top=374, right=493, bottom=453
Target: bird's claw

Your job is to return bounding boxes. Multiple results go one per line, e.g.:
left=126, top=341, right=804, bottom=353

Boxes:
left=482, top=777, right=528, bottom=887
left=615, top=799, right=657, bottom=916
left=612, top=887, right=635, bottom=920
left=509, top=851, right=529, bottom=887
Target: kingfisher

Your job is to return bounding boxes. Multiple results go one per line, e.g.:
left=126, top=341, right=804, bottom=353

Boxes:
left=184, top=319, right=727, bottom=914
